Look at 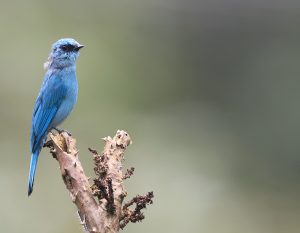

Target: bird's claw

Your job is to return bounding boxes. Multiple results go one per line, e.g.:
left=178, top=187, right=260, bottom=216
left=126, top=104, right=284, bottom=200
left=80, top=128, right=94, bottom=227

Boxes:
left=53, top=127, right=72, bottom=136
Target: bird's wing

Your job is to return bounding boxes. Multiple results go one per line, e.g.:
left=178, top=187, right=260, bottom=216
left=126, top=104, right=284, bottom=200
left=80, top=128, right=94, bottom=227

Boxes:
left=30, top=73, right=67, bottom=153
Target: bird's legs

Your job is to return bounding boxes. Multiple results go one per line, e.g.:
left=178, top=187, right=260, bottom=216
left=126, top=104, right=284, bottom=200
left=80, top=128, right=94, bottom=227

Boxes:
left=52, top=127, right=72, bottom=136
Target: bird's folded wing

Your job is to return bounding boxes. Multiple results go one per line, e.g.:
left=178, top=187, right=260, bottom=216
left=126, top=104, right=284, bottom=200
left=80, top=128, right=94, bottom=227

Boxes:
left=31, top=77, right=67, bottom=153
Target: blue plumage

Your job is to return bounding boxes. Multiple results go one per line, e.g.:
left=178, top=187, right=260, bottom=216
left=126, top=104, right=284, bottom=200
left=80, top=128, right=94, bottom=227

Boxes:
left=28, top=38, right=84, bottom=196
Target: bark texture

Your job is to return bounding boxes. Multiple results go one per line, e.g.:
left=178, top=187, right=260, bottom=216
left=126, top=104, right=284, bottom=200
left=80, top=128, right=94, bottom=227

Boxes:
left=46, top=130, right=153, bottom=233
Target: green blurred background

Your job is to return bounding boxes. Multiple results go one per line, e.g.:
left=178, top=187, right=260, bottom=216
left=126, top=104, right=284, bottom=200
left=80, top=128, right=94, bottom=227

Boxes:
left=0, top=0, right=300, bottom=232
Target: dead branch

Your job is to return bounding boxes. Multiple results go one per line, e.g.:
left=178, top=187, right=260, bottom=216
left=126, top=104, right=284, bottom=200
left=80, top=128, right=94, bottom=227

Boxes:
left=45, top=130, right=153, bottom=233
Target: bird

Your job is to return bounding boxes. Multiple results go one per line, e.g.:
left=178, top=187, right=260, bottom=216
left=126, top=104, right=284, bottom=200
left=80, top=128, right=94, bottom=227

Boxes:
left=28, top=38, right=84, bottom=196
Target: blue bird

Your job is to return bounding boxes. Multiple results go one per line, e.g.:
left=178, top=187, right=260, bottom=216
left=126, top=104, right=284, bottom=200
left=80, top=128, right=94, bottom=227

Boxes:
left=28, top=38, right=84, bottom=196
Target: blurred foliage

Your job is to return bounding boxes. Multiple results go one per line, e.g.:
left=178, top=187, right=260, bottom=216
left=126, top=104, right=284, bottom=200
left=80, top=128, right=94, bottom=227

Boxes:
left=0, top=0, right=300, bottom=232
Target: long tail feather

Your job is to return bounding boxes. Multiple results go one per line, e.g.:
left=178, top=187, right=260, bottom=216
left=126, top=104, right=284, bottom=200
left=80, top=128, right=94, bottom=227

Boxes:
left=28, top=152, right=39, bottom=196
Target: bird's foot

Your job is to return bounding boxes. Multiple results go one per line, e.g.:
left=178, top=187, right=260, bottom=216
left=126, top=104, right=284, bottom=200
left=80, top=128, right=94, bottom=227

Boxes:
left=52, top=127, right=72, bottom=136
left=43, top=140, right=53, bottom=148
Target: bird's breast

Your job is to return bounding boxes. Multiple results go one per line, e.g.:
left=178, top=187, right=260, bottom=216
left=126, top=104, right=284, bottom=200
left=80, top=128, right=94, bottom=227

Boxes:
left=50, top=69, right=78, bottom=127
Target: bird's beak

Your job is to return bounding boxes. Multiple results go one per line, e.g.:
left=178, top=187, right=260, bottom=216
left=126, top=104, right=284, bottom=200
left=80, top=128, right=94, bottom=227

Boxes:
left=75, top=44, right=85, bottom=51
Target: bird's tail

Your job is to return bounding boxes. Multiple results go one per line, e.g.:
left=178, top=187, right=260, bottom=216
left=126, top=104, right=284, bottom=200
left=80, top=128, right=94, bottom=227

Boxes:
left=28, top=151, right=39, bottom=196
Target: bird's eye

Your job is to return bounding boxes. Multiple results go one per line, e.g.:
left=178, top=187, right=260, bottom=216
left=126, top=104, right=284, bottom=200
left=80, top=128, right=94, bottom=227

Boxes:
left=60, top=44, right=75, bottom=52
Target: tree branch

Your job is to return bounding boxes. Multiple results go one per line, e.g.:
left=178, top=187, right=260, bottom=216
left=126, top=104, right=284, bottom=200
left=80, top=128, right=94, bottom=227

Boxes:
left=46, top=130, right=153, bottom=233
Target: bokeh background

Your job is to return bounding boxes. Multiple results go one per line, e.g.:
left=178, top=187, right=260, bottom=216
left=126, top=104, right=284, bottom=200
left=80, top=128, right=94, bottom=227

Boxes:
left=0, top=0, right=300, bottom=232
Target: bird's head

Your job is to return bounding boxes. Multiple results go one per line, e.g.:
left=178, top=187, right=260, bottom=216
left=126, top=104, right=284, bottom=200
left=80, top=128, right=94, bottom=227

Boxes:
left=44, top=38, right=84, bottom=69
